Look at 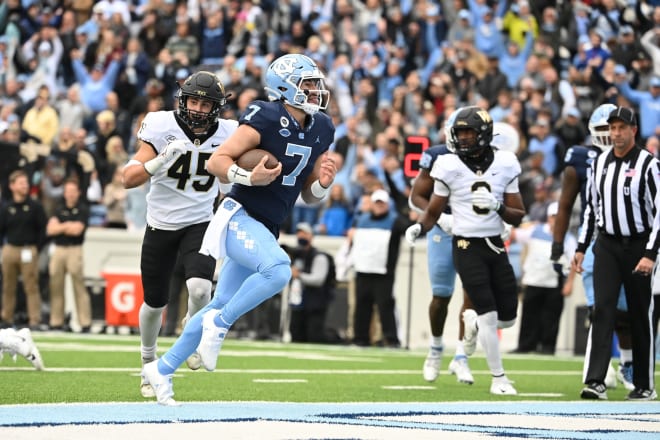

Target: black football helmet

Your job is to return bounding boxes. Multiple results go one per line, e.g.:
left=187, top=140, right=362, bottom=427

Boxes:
left=450, top=106, right=494, bottom=159
left=177, top=71, right=228, bottom=131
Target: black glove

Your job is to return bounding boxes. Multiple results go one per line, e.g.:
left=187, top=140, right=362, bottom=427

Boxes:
left=550, top=241, right=564, bottom=262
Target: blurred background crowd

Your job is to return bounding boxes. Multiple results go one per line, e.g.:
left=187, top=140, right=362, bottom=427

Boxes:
left=0, top=0, right=658, bottom=233
left=0, top=0, right=660, bottom=334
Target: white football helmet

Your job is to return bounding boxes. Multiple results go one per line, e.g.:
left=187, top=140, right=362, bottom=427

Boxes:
left=491, top=122, right=520, bottom=154
left=265, top=54, right=330, bottom=115
left=588, top=103, right=617, bottom=151
left=444, top=108, right=461, bottom=153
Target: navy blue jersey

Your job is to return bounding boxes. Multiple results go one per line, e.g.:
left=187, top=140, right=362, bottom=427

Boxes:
left=563, top=145, right=600, bottom=218
left=420, top=144, right=452, bottom=214
left=227, top=100, right=334, bottom=233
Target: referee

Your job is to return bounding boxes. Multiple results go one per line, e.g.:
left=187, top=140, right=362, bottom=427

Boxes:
left=573, top=107, right=659, bottom=401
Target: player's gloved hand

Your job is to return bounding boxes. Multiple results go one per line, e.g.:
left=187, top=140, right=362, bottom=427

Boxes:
left=472, top=187, right=501, bottom=211
left=161, top=139, right=188, bottom=162
left=437, top=214, right=453, bottom=235
left=550, top=241, right=564, bottom=262
left=405, top=223, right=422, bottom=246
left=501, top=223, right=512, bottom=242
left=144, top=140, right=188, bottom=175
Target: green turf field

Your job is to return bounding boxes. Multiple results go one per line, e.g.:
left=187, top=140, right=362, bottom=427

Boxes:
left=0, top=333, right=653, bottom=404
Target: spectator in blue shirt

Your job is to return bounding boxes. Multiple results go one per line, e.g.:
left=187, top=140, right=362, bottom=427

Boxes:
left=615, top=75, right=660, bottom=142
left=71, top=49, right=121, bottom=114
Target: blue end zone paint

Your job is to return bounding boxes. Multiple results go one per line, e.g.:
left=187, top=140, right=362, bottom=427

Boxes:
left=1, top=402, right=659, bottom=438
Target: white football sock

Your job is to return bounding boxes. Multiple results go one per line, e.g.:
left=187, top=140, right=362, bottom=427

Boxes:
left=477, top=311, right=504, bottom=377
left=139, top=302, right=166, bottom=359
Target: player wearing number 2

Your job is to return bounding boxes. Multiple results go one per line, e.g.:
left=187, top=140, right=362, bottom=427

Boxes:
left=405, top=106, right=525, bottom=395
left=141, top=53, right=337, bottom=405
left=122, top=71, right=237, bottom=398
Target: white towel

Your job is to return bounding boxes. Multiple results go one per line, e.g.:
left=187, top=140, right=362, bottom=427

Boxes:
left=199, top=197, right=242, bottom=260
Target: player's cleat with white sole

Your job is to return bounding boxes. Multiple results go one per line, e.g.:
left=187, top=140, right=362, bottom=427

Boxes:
left=0, top=328, right=44, bottom=370
left=448, top=355, right=474, bottom=384
left=142, top=360, right=179, bottom=406
left=462, top=309, right=478, bottom=356
left=490, top=376, right=517, bottom=395
left=140, top=357, right=156, bottom=398
left=199, top=310, right=229, bottom=372
left=186, top=351, right=202, bottom=371
left=617, top=363, right=634, bottom=391
left=422, top=347, right=442, bottom=382
left=181, top=316, right=203, bottom=371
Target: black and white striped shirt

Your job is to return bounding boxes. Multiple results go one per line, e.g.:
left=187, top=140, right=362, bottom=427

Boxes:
left=577, top=146, right=660, bottom=259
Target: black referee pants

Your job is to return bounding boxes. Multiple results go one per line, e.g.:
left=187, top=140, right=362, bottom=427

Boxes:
left=585, top=235, right=655, bottom=390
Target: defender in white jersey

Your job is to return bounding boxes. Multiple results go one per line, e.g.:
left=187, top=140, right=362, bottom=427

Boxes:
left=406, top=106, right=525, bottom=395
left=122, top=71, right=238, bottom=398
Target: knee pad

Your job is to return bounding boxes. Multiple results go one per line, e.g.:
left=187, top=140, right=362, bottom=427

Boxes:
left=498, top=318, right=516, bottom=329
left=186, top=277, right=212, bottom=304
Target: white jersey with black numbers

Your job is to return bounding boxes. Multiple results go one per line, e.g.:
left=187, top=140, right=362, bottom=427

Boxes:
left=430, top=149, right=521, bottom=237
left=138, top=111, right=238, bottom=230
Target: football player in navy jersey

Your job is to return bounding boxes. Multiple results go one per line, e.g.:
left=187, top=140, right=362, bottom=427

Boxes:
left=406, top=106, right=525, bottom=395
left=123, top=71, right=237, bottom=398
left=142, top=54, right=336, bottom=405
left=551, top=103, right=633, bottom=390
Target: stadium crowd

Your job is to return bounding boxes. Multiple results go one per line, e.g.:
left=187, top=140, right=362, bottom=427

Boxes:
left=0, top=0, right=660, bottom=346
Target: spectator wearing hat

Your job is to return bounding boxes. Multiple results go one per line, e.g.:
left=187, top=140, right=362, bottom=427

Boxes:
left=510, top=201, right=576, bottom=354
left=499, top=30, right=535, bottom=89
left=447, top=9, right=475, bottom=45
left=348, top=188, right=408, bottom=347
left=612, top=25, right=647, bottom=71
left=502, top=0, right=538, bottom=50
left=538, top=6, right=562, bottom=54
left=19, top=27, right=63, bottom=101
left=287, top=222, right=336, bottom=343
left=470, top=1, right=507, bottom=60
left=555, top=107, right=588, bottom=148
left=614, top=74, right=660, bottom=143
left=528, top=115, right=564, bottom=178
left=477, top=55, right=508, bottom=108
left=76, top=2, right=106, bottom=43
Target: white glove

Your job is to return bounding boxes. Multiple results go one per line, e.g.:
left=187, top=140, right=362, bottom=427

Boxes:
left=472, top=188, right=501, bottom=211
left=144, top=140, right=188, bottom=175
left=405, top=223, right=422, bottom=246
left=437, top=213, right=453, bottom=235
left=161, top=139, right=188, bottom=162
left=501, top=223, right=512, bottom=242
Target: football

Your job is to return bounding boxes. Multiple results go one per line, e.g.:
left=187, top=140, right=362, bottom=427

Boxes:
left=236, top=149, right=279, bottom=170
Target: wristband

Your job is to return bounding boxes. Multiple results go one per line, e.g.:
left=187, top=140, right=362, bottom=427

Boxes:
left=227, top=163, right=253, bottom=186
left=124, top=159, right=143, bottom=170
left=310, top=179, right=329, bottom=198
left=496, top=202, right=505, bottom=216
left=144, top=155, right=166, bottom=175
